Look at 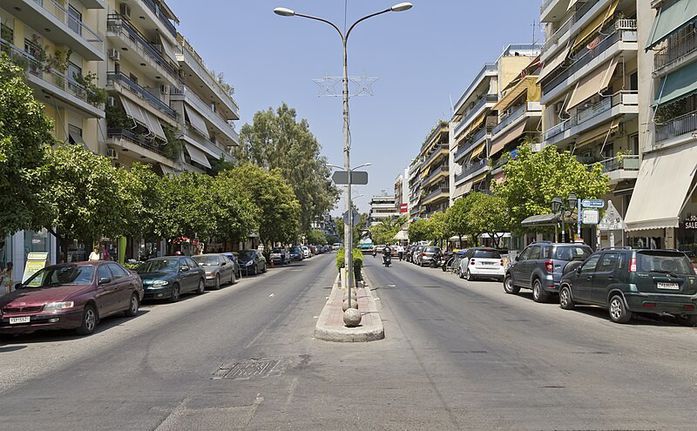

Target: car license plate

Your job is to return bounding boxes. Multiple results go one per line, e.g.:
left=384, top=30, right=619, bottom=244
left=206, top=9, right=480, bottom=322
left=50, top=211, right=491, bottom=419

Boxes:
left=9, top=316, right=31, bottom=324
left=657, top=282, right=679, bottom=290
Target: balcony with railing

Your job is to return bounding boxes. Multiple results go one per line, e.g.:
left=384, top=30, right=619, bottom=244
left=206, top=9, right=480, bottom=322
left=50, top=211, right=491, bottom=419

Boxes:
left=107, top=128, right=177, bottom=166
left=5, top=0, right=103, bottom=60
left=139, top=0, right=177, bottom=37
left=107, top=14, right=179, bottom=82
left=543, top=20, right=637, bottom=95
left=544, top=91, right=638, bottom=141
left=455, top=159, right=488, bottom=183
left=491, top=102, right=542, bottom=137
left=1, top=39, right=104, bottom=116
left=178, top=37, right=240, bottom=118
left=454, top=127, right=488, bottom=162
left=171, top=86, right=239, bottom=144
left=454, top=94, right=497, bottom=138
left=656, top=110, right=697, bottom=143
left=422, top=186, right=449, bottom=204
left=181, top=126, right=233, bottom=162
left=654, top=31, right=697, bottom=75
left=421, top=144, right=448, bottom=169
left=422, top=165, right=447, bottom=187
left=107, top=72, right=177, bottom=120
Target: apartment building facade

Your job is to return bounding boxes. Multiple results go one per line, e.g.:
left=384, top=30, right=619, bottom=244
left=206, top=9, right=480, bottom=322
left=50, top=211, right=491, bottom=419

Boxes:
left=449, top=44, right=541, bottom=204
left=369, top=195, right=399, bottom=226
left=418, top=122, right=450, bottom=218
left=407, top=156, right=422, bottom=221
left=1, top=0, right=240, bottom=280
left=394, top=167, right=410, bottom=217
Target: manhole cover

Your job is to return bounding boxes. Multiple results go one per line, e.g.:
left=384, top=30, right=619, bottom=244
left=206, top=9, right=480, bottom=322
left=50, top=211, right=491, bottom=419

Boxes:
left=212, top=358, right=280, bottom=380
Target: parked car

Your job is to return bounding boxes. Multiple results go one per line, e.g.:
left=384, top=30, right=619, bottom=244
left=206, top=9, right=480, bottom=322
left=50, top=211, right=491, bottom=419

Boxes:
left=302, top=246, right=311, bottom=259
left=413, top=246, right=425, bottom=265
left=332, top=243, right=342, bottom=251
left=222, top=252, right=242, bottom=279
left=289, top=246, right=304, bottom=261
left=238, top=250, right=267, bottom=275
left=504, top=242, right=592, bottom=302
left=459, top=248, right=506, bottom=281
left=559, top=248, right=697, bottom=325
left=137, top=256, right=205, bottom=302
left=419, top=246, right=441, bottom=267
left=192, top=253, right=236, bottom=289
left=270, top=248, right=288, bottom=265
left=0, top=261, right=143, bottom=336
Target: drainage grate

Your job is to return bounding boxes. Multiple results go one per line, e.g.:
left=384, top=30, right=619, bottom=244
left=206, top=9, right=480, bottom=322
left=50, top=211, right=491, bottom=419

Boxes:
left=212, top=359, right=279, bottom=380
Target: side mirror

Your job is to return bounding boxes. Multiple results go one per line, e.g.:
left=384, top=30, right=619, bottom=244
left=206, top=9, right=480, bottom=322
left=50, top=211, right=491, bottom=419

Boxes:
left=576, top=266, right=583, bottom=274
left=14, top=283, right=23, bottom=290
left=515, top=255, right=520, bottom=262
left=180, top=265, right=189, bottom=272
left=221, top=261, right=227, bottom=266
left=98, top=277, right=111, bottom=285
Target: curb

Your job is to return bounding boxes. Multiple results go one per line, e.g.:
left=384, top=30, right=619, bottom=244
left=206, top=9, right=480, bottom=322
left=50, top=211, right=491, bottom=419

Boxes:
left=314, top=273, right=385, bottom=342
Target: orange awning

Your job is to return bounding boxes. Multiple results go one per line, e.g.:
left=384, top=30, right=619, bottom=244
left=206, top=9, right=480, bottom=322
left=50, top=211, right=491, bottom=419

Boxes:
left=490, top=121, right=528, bottom=157
left=571, top=0, right=619, bottom=52
left=566, top=57, right=618, bottom=110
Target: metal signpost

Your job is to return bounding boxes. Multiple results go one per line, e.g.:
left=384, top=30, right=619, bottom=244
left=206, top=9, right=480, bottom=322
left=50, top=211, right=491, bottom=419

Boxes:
left=332, top=170, right=369, bottom=186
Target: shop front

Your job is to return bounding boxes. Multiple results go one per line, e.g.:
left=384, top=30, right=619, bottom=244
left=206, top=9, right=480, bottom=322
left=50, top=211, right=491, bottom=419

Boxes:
left=2, top=229, right=57, bottom=283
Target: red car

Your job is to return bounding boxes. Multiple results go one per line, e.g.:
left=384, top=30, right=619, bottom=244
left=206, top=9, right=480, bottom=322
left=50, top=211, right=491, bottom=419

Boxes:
left=0, top=261, right=144, bottom=336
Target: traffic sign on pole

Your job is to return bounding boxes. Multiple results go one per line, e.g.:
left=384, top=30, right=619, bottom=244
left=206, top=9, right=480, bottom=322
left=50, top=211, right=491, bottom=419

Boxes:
left=332, top=170, right=369, bottom=185
left=581, top=199, right=605, bottom=209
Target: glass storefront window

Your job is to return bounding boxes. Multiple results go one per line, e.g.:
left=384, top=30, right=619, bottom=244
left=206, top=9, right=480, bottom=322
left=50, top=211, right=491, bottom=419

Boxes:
left=24, top=229, right=48, bottom=256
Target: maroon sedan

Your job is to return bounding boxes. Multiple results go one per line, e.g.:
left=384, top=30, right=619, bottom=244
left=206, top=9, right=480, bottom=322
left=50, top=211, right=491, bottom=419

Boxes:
left=0, top=261, right=143, bottom=336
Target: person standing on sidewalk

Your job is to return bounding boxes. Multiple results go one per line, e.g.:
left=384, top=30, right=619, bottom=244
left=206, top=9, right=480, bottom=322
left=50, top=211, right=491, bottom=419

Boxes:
left=397, top=244, right=405, bottom=261
left=1, top=262, right=14, bottom=295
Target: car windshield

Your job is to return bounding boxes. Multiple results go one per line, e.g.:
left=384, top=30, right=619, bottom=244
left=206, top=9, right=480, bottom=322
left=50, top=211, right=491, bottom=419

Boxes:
left=426, top=247, right=440, bottom=253
left=474, top=250, right=501, bottom=259
left=23, top=265, right=95, bottom=288
left=138, top=259, right=179, bottom=273
left=192, top=255, right=220, bottom=266
left=239, top=251, right=255, bottom=260
left=552, top=246, right=591, bottom=261
left=637, top=252, right=694, bottom=275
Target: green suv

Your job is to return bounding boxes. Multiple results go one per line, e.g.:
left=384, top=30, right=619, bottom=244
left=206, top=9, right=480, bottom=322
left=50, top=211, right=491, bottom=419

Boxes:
left=559, top=248, right=697, bottom=325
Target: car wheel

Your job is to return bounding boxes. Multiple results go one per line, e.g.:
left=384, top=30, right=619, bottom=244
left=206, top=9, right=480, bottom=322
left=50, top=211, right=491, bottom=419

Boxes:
left=170, top=284, right=181, bottom=302
left=503, top=275, right=520, bottom=294
left=532, top=279, right=550, bottom=303
left=230, top=271, right=236, bottom=285
left=196, top=279, right=205, bottom=295
left=125, top=293, right=139, bottom=317
left=686, top=315, right=697, bottom=327
left=609, top=294, right=632, bottom=323
left=559, top=286, right=574, bottom=310
left=213, top=274, right=221, bottom=290
left=263, top=263, right=267, bottom=273
left=465, top=270, right=474, bottom=281
left=253, top=265, right=258, bottom=276
left=76, top=304, right=98, bottom=335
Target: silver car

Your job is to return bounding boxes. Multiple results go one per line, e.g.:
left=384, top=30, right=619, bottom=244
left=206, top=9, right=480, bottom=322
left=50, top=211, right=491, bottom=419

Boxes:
left=192, top=253, right=236, bottom=290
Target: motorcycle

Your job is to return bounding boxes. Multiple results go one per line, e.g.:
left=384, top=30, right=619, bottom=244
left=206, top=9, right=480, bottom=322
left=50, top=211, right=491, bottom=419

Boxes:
left=383, top=254, right=391, bottom=267
left=440, top=252, right=454, bottom=272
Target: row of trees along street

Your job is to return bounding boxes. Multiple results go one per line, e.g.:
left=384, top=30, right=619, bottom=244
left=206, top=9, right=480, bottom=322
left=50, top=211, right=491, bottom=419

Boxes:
left=0, top=55, right=338, bottom=259
left=408, top=143, right=610, bottom=249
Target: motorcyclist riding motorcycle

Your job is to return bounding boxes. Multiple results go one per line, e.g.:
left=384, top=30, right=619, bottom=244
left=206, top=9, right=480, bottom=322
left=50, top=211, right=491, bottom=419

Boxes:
left=383, top=245, right=392, bottom=267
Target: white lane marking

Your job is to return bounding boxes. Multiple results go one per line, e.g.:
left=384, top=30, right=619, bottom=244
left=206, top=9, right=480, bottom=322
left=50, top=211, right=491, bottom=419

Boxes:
left=268, top=293, right=275, bottom=298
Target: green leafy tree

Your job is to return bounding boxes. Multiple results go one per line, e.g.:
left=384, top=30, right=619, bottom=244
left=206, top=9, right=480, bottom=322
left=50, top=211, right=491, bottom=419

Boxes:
left=210, top=174, right=260, bottom=243
left=466, top=192, right=510, bottom=249
left=306, top=229, right=328, bottom=245
left=157, top=172, right=219, bottom=242
left=409, top=219, right=432, bottom=243
left=235, top=104, right=339, bottom=234
left=446, top=195, right=476, bottom=245
left=370, top=216, right=405, bottom=245
left=39, top=145, right=127, bottom=259
left=117, top=163, right=165, bottom=241
left=428, top=211, right=451, bottom=247
left=0, top=54, right=54, bottom=236
left=494, top=144, right=609, bottom=234
left=222, top=164, right=300, bottom=248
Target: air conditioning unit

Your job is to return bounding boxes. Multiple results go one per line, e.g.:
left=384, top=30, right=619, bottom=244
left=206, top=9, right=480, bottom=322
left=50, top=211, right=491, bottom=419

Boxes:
left=106, top=148, right=119, bottom=160
left=119, top=3, right=131, bottom=18
left=108, top=49, right=120, bottom=61
left=107, top=96, right=116, bottom=107
left=160, top=84, right=169, bottom=95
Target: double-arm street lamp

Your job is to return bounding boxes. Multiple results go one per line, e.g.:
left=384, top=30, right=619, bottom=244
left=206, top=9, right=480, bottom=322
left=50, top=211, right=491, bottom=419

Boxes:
left=551, top=193, right=578, bottom=243
left=274, top=3, right=412, bottom=325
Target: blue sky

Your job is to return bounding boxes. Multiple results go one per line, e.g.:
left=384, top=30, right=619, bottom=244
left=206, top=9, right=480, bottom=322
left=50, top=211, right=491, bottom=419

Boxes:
left=169, top=0, right=544, bottom=213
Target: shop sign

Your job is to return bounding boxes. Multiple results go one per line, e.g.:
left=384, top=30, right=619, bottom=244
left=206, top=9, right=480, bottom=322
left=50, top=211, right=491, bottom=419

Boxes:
left=683, top=215, right=697, bottom=230
left=582, top=209, right=599, bottom=225
left=22, top=252, right=48, bottom=284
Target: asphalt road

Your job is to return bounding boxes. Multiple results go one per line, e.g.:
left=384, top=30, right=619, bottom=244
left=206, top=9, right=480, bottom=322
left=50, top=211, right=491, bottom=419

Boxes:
left=1, top=253, right=696, bottom=430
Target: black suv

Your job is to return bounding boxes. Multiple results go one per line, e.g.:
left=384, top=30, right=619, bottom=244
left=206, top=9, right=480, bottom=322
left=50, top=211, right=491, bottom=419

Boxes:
left=559, top=248, right=697, bottom=325
left=504, top=242, right=592, bottom=302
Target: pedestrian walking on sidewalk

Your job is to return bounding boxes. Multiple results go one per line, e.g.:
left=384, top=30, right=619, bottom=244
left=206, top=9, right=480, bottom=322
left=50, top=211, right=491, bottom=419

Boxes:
left=1, top=262, right=14, bottom=295
left=397, top=244, right=405, bottom=261
left=89, top=247, right=100, bottom=261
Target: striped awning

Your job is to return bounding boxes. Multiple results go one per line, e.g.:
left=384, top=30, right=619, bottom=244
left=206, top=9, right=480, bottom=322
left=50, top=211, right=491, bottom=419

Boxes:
left=646, top=0, right=697, bottom=51
left=571, top=0, right=619, bottom=52
left=185, top=143, right=212, bottom=169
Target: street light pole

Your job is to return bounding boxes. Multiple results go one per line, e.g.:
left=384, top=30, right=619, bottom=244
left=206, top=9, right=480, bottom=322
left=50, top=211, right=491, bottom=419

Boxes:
left=274, top=4, right=412, bottom=324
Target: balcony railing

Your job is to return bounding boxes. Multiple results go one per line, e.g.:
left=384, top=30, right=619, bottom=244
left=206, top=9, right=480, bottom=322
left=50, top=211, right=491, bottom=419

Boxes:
left=599, top=155, right=640, bottom=172
left=454, top=127, right=487, bottom=161
left=455, top=94, right=497, bottom=136
left=421, top=144, right=448, bottom=168
left=654, top=31, right=697, bottom=72
left=107, top=128, right=172, bottom=159
left=422, top=165, right=447, bottom=186
left=656, top=110, right=697, bottom=143
left=544, top=91, right=638, bottom=140
left=544, top=20, right=637, bottom=92
left=171, top=86, right=239, bottom=142
left=31, top=0, right=103, bottom=48
left=422, top=186, right=449, bottom=203
left=107, top=14, right=178, bottom=79
left=455, top=159, right=488, bottom=183
left=543, top=15, right=575, bottom=50
left=1, top=39, right=102, bottom=109
left=183, top=126, right=232, bottom=160
left=492, top=103, right=529, bottom=136
left=107, top=72, right=177, bottom=119
left=139, top=0, right=176, bottom=37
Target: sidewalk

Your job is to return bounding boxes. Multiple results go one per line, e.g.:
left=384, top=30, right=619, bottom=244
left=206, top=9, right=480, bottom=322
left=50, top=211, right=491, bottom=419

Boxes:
left=314, top=272, right=384, bottom=342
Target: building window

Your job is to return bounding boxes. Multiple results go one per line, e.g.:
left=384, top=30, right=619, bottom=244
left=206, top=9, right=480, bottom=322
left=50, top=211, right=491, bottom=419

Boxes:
left=1, top=20, right=13, bottom=44
left=68, top=124, right=83, bottom=145
left=129, top=73, right=138, bottom=85
left=67, top=61, right=82, bottom=82
left=629, top=72, right=638, bottom=91
left=68, top=5, right=82, bottom=36
left=629, top=133, right=639, bottom=155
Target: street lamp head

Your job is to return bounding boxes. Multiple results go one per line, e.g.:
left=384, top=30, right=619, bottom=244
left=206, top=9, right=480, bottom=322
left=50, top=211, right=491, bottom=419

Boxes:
left=551, top=197, right=563, bottom=214
left=390, top=2, right=413, bottom=12
left=273, top=7, right=295, bottom=17
left=568, top=193, right=578, bottom=210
